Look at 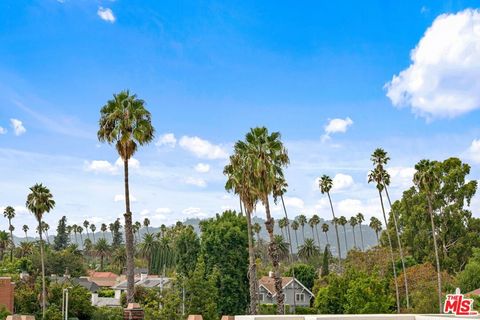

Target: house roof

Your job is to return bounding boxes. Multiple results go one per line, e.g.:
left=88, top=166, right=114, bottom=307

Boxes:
left=73, top=278, right=100, bottom=292
left=466, top=288, right=480, bottom=296
left=112, top=277, right=171, bottom=290
left=258, top=276, right=314, bottom=298
left=87, top=270, right=120, bottom=287
left=87, top=270, right=118, bottom=278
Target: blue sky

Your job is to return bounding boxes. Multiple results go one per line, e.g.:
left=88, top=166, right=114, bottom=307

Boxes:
left=2, top=0, right=480, bottom=234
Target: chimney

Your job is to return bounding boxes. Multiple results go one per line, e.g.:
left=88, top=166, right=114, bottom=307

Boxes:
left=268, top=271, right=274, bottom=278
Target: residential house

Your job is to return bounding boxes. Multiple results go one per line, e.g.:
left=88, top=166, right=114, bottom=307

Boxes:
left=87, top=270, right=120, bottom=288
left=258, top=273, right=314, bottom=307
left=112, top=273, right=171, bottom=300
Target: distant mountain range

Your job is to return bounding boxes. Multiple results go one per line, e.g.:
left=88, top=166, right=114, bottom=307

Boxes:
left=12, top=215, right=379, bottom=255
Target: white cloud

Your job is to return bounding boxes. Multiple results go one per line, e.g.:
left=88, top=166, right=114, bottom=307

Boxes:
left=464, top=139, right=480, bottom=163
left=194, top=163, right=210, bottom=173
left=387, top=167, right=415, bottom=188
left=185, top=177, right=207, bottom=188
left=140, top=209, right=150, bottom=216
left=97, top=7, right=115, bottom=23
left=156, top=133, right=177, bottom=148
left=182, top=207, right=207, bottom=218
left=113, top=194, right=137, bottom=202
left=85, top=157, right=139, bottom=174
left=10, top=119, right=26, bottom=136
left=315, top=173, right=354, bottom=193
left=315, top=197, right=380, bottom=222
left=386, top=9, right=480, bottom=119
left=283, top=196, right=305, bottom=209
left=322, top=117, right=353, bottom=141
left=0, top=127, right=6, bottom=134
left=179, top=136, right=228, bottom=159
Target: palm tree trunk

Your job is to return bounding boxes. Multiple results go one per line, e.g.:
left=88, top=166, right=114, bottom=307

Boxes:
left=38, top=220, right=46, bottom=319
left=352, top=226, right=357, bottom=248
left=264, top=195, right=284, bottom=314
left=384, top=187, right=410, bottom=309
left=93, top=232, right=96, bottom=244
left=124, top=158, right=136, bottom=304
left=324, top=232, right=329, bottom=245
left=315, top=226, right=321, bottom=250
left=375, top=231, right=379, bottom=245
left=9, top=220, right=13, bottom=262
left=245, top=206, right=258, bottom=315
left=280, top=194, right=296, bottom=313
left=342, top=225, right=348, bottom=253
left=427, top=195, right=443, bottom=313
left=359, top=224, right=365, bottom=251
left=327, top=193, right=342, bottom=260
left=301, top=227, right=305, bottom=245
left=25, top=231, right=29, bottom=242
left=294, top=230, right=299, bottom=251
left=239, top=197, right=244, bottom=215
left=378, top=190, right=401, bottom=313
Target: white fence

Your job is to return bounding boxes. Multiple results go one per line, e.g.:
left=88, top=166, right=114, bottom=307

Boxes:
left=235, top=315, right=480, bottom=320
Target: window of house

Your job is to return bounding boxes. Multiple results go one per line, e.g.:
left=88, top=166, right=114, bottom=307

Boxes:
left=295, top=293, right=305, bottom=302
left=258, top=293, right=264, bottom=301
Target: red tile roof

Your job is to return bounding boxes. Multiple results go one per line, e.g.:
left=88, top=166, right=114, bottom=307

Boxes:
left=259, top=276, right=293, bottom=294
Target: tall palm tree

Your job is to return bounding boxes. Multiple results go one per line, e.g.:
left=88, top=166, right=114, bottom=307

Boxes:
left=22, top=225, right=29, bottom=242
left=321, top=223, right=330, bottom=245
left=224, top=151, right=260, bottom=314
left=356, top=213, right=365, bottom=251
left=273, top=235, right=290, bottom=261
left=26, top=183, right=55, bottom=319
left=291, top=220, right=299, bottom=250
left=298, top=238, right=320, bottom=261
left=98, top=90, right=155, bottom=303
left=90, top=224, right=97, bottom=244
left=101, top=223, right=107, bottom=239
left=234, top=126, right=289, bottom=314
left=77, top=226, right=84, bottom=248
left=95, top=238, right=111, bottom=271
left=369, top=167, right=400, bottom=313
left=413, top=159, right=442, bottom=313
left=319, top=175, right=342, bottom=260
left=278, top=217, right=287, bottom=239
left=349, top=216, right=358, bottom=249
left=369, top=217, right=382, bottom=244
left=19, top=241, right=33, bottom=258
left=372, top=148, right=410, bottom=309
left=3, top=206, right=15, bottom=262
left=311, top=214, right=321, bottom=248
left=308, top=217, right=316, bottom=245
left=143, top=218, right=150, bottom=234
left=139, top=233, right=158, bottom=272
left=135, top=221, right=142, bottom=241
left=83, top=220, right=90, bottom=241
left=72, top=224, right=78, bottom=245
left=41, top=222, right=50, bottom=244
left=297, top=215, right=307, bottom=244
left=338, top=216, right=348, bottom=253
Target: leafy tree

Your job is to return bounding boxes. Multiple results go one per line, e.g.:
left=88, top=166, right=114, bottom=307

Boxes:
left=457, top=248, right=480, bottom=293
left=319, top=175, right=342, bottom=260
left=185, top=256, right=219, bottom=320
left=0, top=231, right=8, bottom=260
left=53, top=216, right=70, bottom=251
left=26, top=183, right=55, bottom=319
left=344, top=272, right=394, bottom=313
left=200, top=210, right=248, bottom=316
left=111, top=218, right=123, bottom=247
left=91, top=307, right=123, bottom=320
left=321, top=245, right=331, bottom=277
left=139, top=233, right=158, bottom=272
left=285, top=263, right=316, bottom=291
left=48, top=283, right=95, bottom=320
left=98, top=90, right=155, bottom=303
left=174, top=225, right=200, bottom=276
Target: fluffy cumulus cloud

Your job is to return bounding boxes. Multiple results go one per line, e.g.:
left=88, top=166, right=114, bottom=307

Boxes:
left=386, top=9, right=480, bottom=119
left=156, top=133, right=177, bottom=148
left=179, top=136, right=228, bottom=159
left=464, top=139, right=480, bottom=163
left=85, top=157, right=139, bottom=174
left=387, top=167, right=416, bottom=188
left=315, top=197, right=380, bottom=221
left=0, top=126, right=6, bottom=134
left=185, top=177, right=207, bottom=188
left=156, top=207, right=172, bottom=214
left=194, top=163, right=210, bottom=173
left=97, top=7, right=115, bottom=23
left=182, top=207, right=207, bottom=218
left=315, top=173, right=354, bottom=192
left=322, top=117, right=353, bottom=141
left=282, top=196, right=305, bottom=209
left=10, top=118, right=26, bottom=136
